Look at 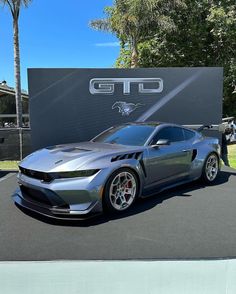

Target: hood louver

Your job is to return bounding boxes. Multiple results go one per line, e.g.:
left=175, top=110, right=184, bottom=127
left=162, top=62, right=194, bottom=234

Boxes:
left=111, top=152, right=142, bottom=162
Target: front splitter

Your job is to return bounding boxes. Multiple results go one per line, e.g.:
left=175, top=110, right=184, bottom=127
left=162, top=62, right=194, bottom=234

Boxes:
left=12, top=192, right=102, bottom=221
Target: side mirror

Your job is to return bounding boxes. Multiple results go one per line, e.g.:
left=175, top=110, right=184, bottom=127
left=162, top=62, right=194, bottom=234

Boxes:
left=151, top=139, right=170, bottom=148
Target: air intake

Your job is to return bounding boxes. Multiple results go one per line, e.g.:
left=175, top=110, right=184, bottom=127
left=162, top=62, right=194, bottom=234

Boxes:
left=111, top=152, right=142, bottom=162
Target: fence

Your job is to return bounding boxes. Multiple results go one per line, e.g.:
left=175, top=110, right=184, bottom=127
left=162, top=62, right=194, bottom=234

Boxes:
left=0, top=128, right=31, bottom=161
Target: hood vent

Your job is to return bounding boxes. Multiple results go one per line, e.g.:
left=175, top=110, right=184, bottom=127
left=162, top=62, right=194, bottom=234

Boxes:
left=46, top=146, right=91, bottom=153
left=111, top=152, right=142, bottom=162
left=62, top=147, right=91, bottom=153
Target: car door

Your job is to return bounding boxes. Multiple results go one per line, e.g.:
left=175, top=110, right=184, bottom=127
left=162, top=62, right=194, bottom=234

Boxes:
left=144, top=126, right=192, bottom=187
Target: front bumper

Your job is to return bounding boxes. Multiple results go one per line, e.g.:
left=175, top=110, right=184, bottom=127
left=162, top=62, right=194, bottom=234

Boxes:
left=13, top=172, right=104, bottom=220
left=13, top=188, right=102, bottom=220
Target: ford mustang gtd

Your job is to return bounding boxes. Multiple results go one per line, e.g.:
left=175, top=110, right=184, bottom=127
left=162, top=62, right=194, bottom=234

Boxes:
left=13, top=122, right=221, bottom=219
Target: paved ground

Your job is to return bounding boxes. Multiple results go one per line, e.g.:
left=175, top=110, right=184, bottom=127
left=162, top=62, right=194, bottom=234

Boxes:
left=0, top=167, right=236, bottom=261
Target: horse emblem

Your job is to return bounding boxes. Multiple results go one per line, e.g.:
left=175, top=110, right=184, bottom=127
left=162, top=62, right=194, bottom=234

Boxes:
left=112, top=101, right=144, bottom=116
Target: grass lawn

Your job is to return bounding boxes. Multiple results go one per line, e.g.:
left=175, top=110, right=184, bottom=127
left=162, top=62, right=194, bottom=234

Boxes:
left=0, top=161, right=19, bottom=170
left=228, top=144, right=236, bottom=169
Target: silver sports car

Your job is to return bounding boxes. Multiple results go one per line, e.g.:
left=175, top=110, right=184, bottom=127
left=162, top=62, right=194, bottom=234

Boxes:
left=13, top=122, right=221, bottom=219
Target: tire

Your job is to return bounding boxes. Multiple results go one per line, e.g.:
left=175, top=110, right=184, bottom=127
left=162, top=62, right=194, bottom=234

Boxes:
left=201, top=153, right=219, bottom=184
left=103, top=168, right=139, bottom=214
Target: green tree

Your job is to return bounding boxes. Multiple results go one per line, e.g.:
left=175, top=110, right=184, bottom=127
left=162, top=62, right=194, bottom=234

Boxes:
left=1, top=0, right=32, bottom=127
left=206, top=1, right=236, bottom=117
left=116, top=0, right=236, bottom=117
left=90, top=0, right=185, bottom=68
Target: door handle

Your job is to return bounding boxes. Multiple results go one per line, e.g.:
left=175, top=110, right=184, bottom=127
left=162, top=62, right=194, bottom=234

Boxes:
left=182, top=149, right=191, bottom=153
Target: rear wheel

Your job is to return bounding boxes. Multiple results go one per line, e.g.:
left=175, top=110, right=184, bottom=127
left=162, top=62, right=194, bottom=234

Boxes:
left=201, top=153, right=219, bottom=184
left=103, top=168, right=139, bottom=214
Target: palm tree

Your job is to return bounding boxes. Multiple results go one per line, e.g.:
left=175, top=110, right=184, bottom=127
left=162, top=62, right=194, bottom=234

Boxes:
left=1, top=0, right=31, bottom=128
left=90, top=0, right=185, bottom=68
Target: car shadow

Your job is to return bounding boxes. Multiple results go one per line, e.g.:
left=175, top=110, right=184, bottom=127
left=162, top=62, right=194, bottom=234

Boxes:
left=15, top=168, right=236, bottom=227
left=0, top=170, right=16, bottom=178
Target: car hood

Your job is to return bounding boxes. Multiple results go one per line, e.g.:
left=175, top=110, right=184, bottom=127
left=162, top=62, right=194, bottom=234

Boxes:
left=19, top=141, right=144, bottom=172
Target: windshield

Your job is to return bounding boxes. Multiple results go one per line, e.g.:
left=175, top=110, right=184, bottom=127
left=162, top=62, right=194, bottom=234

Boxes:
left=92, top=125, right=156, bottom=146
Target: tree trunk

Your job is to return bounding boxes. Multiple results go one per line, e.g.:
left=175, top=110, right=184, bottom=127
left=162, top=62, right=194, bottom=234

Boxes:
left=13, top=17, right=22, bottom=128
left=131, top=38, right=139, bottom=68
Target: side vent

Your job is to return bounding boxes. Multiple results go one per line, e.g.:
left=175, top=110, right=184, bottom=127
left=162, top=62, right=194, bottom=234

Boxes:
left=191, top=149, right=197, bottom=161
left=111, top=152, right=142, bottom=162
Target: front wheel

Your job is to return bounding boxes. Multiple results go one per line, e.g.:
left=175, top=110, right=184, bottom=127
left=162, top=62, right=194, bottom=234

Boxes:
left=201, top=153, right=219, bottom=184
left=103, top=168, right=139, bottom=214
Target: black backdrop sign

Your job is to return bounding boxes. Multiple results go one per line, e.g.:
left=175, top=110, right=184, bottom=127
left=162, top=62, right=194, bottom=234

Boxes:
left=28, top=67, right=223, bottom=150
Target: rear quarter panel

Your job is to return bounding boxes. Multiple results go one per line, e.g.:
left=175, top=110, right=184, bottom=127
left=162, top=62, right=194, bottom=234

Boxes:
left=190, top=136, right=221, bottom=179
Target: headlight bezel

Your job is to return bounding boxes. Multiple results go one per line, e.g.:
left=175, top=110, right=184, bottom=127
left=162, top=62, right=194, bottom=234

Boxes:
left=19, top=166, right=100, bottom=183
left=54, top=169, right=100, bottom=179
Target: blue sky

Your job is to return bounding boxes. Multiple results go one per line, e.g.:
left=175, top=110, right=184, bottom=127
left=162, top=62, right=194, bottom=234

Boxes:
left=0, top=0, right=119, bottom=90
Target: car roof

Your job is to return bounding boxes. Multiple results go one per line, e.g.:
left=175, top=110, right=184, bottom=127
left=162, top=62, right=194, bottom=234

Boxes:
left=124, top=121, right=191, bottom=128
left=123, top=121, right=164, bottom=127
left=113, top=122, right=198, bottom=133
left=123, top=122, right=199, bottom=134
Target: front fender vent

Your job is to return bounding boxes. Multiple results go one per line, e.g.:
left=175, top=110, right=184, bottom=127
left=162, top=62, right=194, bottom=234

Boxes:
left=111, top=152, right=142, bottom=162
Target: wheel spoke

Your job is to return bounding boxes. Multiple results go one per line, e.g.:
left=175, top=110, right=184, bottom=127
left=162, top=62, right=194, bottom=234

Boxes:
left=109, top=171, right=137, bottom=211
left=120, top=195, right=127, bottom=206
left=125, top=188, right=133, bottom=194
left=205, top=155, right=218, bottom=181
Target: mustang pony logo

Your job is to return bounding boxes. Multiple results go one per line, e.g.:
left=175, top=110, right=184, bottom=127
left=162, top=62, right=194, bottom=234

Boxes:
left=112, top=101, right=144, bottom=116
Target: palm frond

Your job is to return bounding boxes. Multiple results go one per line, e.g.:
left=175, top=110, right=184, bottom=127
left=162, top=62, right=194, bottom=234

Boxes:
left=89, top=19, right=111, bottom=32
left=1, top=0, right=31, bottom=17
left=22, top=0, right=32, bottom=7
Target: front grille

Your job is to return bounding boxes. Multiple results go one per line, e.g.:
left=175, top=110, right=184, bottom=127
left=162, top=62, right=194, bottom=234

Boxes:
left=20, top=185, right=52, bottom=206
left=20, top=185, right=69, bottom=209
left=19, top=166, right=54, bottom=182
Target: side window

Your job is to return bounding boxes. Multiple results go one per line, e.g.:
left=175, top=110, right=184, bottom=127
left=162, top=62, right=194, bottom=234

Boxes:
left=153, top=127, right=173, bottom=143
left=171, top=127, right=185, bottom=142
left=150, top=127, right=184, bottom=144
left=183, top=129, right=195, bottom=140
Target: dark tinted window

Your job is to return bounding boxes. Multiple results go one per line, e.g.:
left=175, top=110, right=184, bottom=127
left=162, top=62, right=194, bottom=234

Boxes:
left=183, top=129, right=195, bottom=140
left=92, top=125, right=156, bottom=146
left=151, top=127, right=184, bottom=144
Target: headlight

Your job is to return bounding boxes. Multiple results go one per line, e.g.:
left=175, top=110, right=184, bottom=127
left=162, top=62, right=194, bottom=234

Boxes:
left=19, top=167, right=100, bottom=183
left=54, top=169, right=100, bottom=179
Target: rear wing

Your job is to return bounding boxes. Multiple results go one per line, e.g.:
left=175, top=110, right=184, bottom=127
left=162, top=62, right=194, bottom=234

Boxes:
left=196, top=125, right=213, bottom=132
left=183, top=125, right=219, bottom=132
